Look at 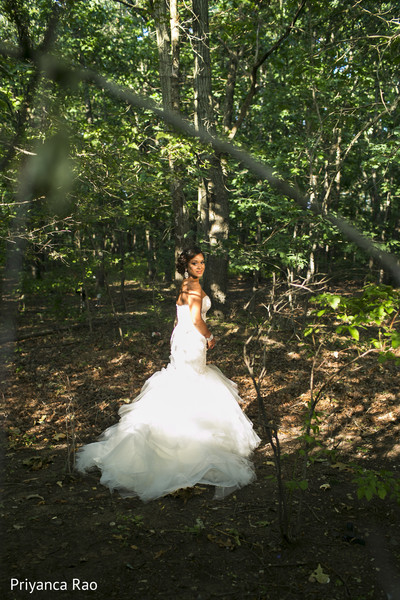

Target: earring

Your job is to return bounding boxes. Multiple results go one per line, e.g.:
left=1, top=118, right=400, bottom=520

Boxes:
left=184, top=270, right=189, bottom=279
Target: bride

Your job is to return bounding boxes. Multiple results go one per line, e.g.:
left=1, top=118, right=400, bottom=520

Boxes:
left=76, top=247, right=260, bottom=501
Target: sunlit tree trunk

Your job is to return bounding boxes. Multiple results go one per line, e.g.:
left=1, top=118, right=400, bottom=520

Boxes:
left=153, top=0, right=189, bottom=280
left=145, top=228, right=156, bottom=280
left=193, top=0, right=229, bottom=312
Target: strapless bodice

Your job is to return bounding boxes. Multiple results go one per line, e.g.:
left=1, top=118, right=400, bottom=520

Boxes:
left=176, top=295, right=211, bottom=324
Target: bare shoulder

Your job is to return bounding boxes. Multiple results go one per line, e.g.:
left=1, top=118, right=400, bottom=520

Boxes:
left=184, top=280, right=202, bottom=297
left=177, top=280, right=203, bottom=305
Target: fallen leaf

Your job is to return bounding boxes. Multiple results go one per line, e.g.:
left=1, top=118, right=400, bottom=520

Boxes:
left=331, top=462, right=353, bottom=472
left=309, top=564, right=330, bottom=584
left=331, top=462, right=347, bottom=470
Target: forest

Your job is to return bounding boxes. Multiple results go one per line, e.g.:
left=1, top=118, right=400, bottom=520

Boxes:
left=1, top=1, right=400, bottom=599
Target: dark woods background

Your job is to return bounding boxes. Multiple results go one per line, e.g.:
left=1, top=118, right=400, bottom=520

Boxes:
left=0, top=0, right=399, bottom=314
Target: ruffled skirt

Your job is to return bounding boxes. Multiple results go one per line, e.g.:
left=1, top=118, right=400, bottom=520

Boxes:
left=76, top=360, right=260, bottom=501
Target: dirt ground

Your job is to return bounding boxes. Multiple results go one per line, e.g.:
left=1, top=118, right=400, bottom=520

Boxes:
left=1, top=278, right=400, bottom=600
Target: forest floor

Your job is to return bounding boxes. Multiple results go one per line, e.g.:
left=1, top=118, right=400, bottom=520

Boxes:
left=1, top=276, right=400, bottom=600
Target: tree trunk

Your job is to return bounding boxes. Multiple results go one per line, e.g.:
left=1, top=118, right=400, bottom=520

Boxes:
left=119, top=230, right=127, bottom=311
left=223, top=51, right=240, bottom=133
left=193, top=0, right=229, bottom=312
left=197, top=177, right=209, bottom=243
left=153, top=0, right=189, bottom=280
left=145, top=228, right=156, bottom=280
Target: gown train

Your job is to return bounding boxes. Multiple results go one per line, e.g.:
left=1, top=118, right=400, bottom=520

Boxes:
left=76, top=296, right=260, bottom=501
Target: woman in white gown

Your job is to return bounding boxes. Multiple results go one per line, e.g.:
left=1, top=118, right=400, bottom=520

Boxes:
left=76, top=247, right=260, bottom=501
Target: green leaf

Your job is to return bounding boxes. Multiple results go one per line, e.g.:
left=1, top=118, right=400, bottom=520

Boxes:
left=348, top=326, right=359, bottom=341
left=391, top=332, right=400, bottom=349
left=327, top=295, right=341, bottom=309
left=377, top=487, right=387, bottom=500
left=365, top=488, right=374, bottom=501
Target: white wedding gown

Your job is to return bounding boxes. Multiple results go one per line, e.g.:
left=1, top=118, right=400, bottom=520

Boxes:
left=76, top=296, right=260, bottom=501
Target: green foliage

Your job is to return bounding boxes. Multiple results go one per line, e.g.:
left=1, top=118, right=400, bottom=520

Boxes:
left=307, top=285, right=400, bottom=363
left=184, top=518, right=206, bottom=535
left=1, top=0, right=399, bottom=292
left=297, top=282, right=400, bottom=534
left=354, top=468, right=400, bottom=504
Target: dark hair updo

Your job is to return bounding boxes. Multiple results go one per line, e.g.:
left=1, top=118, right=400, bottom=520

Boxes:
left=176, top=246, right=203, bottom=276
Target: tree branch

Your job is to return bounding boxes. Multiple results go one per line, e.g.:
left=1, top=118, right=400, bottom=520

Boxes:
left=1, top=44, right=399, bottom=285
left=112, top=0, right=149, bottom=20
left=0, top=1, right=65, bottom=172
left=3, top=0, right=32, bottom=56
left=229, top=0, right=308, bottom=139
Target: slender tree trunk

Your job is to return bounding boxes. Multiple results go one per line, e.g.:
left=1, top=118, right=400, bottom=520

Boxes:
left=193, top=0, right=229, bottom=312
left=90, top=227, right=106, bottom=291
left=145, top=228, right=156, bottom=280
left=153, top=0, right=189, bottom=280
left=334, top=128, right=342, bottom=205
left=119, top=230, right=127, bottom=311
left=197, top=177, right=209, bottom=242
left=222, top=48, right=242, bottom=133
left=307, top=241, right=317, bottom=280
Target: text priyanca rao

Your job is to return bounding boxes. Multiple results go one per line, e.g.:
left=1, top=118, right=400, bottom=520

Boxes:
left=10, top=578, right=98, bottom=593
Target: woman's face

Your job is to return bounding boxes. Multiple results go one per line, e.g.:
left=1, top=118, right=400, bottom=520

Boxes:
left=187, top=253, right=205, bottom=279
